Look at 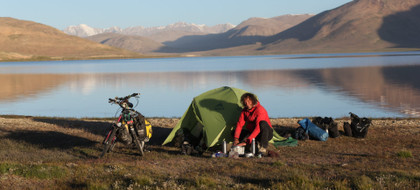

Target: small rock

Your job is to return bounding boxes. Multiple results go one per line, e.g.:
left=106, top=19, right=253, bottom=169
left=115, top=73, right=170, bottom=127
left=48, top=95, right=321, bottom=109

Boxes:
left=66, top=163, right=78, bottom=168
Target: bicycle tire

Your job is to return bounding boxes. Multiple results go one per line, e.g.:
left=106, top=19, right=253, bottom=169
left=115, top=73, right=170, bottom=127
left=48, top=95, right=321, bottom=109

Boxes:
left=134, top=138, right=144, bottom=156
left=130, top=128, right=144, bottom=156
left=100, top=127, right=117, bottom=158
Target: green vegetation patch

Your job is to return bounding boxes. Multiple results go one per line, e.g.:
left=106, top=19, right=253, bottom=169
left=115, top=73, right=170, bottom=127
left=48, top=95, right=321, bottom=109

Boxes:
left=0, top=162, right=67, bottom=179
left=273, top=160, right=286, bottom=167
left=397, top=150, right=413, bottom=158
left=353, top=175, right=377, bottom=190
left=194, top=175, right=218, bottom=188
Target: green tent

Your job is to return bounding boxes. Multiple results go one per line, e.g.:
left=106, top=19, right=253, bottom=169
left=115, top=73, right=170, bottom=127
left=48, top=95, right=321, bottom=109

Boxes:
left=162, top=86, right=284, bottom=148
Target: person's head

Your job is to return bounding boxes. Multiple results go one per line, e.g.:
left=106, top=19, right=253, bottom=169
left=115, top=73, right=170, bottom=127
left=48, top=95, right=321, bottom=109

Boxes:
left=240, top=93, right=258, bottom=110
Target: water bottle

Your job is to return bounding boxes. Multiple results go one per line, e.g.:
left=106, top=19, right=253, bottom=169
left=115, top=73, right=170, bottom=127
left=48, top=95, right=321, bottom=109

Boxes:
left=223, top=141, right=227, bottom=154
left=251, top=138, right=256, bottom=155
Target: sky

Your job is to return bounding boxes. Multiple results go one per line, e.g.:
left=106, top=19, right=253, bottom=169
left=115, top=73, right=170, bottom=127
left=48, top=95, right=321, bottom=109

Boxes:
left=1, top=0, right=352, bottom=30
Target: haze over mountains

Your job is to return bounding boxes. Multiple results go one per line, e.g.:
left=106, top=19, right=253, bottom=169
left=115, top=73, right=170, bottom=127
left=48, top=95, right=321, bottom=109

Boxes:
left=1, top=0, right=420, bottom=61
left=64, top=22, right=235, bottom=42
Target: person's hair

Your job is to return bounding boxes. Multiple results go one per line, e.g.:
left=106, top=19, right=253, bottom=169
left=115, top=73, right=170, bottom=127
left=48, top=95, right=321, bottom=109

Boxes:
left=240, top=92, right=258, bottom=107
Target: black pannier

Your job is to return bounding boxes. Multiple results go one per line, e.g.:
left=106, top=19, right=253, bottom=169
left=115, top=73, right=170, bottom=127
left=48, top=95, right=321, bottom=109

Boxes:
left=312, top=117, right=340, bottom=138
left=349, top=112, right=372, bottom=138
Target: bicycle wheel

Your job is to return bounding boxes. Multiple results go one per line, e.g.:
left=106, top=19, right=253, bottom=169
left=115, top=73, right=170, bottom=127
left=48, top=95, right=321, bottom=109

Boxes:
left=133, top=138, right=144, bottom=156
left=129, top=127, right=144, bottom=156
left=100, top=127, right=117, bottom=158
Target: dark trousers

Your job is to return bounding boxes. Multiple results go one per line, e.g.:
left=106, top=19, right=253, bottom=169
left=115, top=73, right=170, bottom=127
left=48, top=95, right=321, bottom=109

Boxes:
left=235, top=121, right=273, bottom=148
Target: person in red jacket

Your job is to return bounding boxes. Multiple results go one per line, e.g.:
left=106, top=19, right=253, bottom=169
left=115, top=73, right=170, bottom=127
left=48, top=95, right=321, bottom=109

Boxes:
left=233, top=92, right=273, bottom=155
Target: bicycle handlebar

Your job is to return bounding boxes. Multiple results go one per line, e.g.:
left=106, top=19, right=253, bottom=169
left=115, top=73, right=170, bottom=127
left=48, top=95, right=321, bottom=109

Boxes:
left=108, top=93, right=140, bottom=105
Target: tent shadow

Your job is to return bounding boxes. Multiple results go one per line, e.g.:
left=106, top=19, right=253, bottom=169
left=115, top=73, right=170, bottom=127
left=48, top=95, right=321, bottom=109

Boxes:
left=148, top=126, right=173, bottom=146
left=273, top=125, right=297, bottom=137
left=147, top=146, right=182, bottom=155
left=146, top=126, right=183, bottom=155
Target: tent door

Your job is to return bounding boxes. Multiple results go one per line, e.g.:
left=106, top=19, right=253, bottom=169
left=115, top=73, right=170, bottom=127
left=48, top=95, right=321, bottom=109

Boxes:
left=190, top=122, right=203, bottom=139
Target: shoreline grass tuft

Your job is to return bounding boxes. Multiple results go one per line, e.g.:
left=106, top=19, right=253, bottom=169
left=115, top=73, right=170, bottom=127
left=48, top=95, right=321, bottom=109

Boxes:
left=397, top=150, right=413, bottom=158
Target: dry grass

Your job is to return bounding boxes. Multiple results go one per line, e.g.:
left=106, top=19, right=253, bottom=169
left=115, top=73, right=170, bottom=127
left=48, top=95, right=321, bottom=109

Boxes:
left=0, top=115, right=419, bottom=189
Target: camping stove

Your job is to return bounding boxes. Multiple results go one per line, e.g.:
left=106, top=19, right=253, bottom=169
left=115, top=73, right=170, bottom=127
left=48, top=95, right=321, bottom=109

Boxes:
left=230, top=146, right=245, bottom=155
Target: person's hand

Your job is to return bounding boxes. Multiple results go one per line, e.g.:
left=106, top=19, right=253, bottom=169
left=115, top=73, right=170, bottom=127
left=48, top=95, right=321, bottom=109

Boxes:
left=237, top=142, right=246, bottom=146
left=233, top=138, right=239, bottom=145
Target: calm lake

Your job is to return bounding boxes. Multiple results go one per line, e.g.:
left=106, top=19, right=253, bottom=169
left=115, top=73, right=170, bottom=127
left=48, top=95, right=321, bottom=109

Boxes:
left=1, top=52, right=420, bottom=118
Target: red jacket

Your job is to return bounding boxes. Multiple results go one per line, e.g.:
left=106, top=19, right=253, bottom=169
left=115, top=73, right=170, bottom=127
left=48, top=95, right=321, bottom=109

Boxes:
left=234, top=102, right=272, bottom=144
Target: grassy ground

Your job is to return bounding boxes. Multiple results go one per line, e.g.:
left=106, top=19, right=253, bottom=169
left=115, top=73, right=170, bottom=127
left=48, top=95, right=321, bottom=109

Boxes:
left=0, top=115, right=419, bottom=189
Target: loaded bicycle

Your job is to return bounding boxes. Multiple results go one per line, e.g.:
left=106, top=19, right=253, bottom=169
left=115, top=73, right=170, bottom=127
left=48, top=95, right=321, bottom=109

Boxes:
left=100, top=93, right=152, bottom=157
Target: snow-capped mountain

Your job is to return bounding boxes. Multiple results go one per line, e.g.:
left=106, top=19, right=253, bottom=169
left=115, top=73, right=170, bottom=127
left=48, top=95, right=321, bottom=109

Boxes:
left=63, top=22, right=235, bottom=38
left=63, top=24, right=122, bottom=37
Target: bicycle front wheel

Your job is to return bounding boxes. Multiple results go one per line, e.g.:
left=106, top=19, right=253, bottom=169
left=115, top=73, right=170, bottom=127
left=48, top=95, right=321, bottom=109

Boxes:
left=100, top=127, right=117, bottom=158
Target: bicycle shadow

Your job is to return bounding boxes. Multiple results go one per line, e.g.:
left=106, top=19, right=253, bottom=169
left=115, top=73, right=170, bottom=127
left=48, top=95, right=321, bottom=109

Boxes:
left=2, top=128, right=99, bottom=159
left=33, top=117, right=111, bottom=136
left=31, top=117, right=180, bottom=156
left=5, top=130, right=96, bottom=149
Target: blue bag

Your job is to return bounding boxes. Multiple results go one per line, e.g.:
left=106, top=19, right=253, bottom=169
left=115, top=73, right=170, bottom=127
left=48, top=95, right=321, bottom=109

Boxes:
left=298, top=118, right=328, bottom=141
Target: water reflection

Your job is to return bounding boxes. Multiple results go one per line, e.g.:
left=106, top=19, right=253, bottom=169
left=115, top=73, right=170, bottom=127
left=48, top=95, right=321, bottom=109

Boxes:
left=0, top=74, right=71, bottom=102
left=0, top=64, right=419, bottom=117
left=292, top=66, right=420, bottom=117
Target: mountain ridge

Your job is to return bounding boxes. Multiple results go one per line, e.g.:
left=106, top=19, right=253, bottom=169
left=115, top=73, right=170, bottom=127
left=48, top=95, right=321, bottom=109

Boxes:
left=156, top=14, right=314, bottom=53
left=0, top=17, right=141, bottom=61
left=84, top=14, right=313, bottom=54
left=86, top=33, right=164, bottom=54
left=64, top=22, right=235, bottom=41
left=257, top=0, right=420, bottom=54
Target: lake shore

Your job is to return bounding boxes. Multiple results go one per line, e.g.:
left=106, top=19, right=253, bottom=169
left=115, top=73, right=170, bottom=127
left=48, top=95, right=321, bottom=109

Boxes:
left=1, top=114, right=419, bottom=129
left=2, top=49, right=419, bottom=63
left=0, top=115, right=419, bottom=189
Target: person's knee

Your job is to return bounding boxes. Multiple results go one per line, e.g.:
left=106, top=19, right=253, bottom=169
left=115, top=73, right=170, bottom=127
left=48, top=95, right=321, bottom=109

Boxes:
left=259, top=120, right=273, bottom=138
left=259, top=121, right=270, bottom=129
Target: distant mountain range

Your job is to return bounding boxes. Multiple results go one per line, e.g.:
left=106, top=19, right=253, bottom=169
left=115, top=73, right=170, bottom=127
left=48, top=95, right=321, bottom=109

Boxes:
left=82, top=0, right=420, bottom=55
left=64, top=22, right=235, bottom=42
left=63, top=24, right=122, bottom=37
left=158, top=14, right=314, bottom=53
left=1, top=0, right=420, bottom=61
left=82, top=14, right=313, bottom=54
